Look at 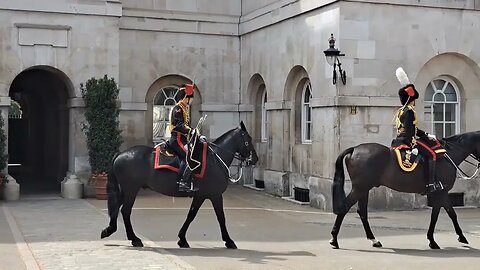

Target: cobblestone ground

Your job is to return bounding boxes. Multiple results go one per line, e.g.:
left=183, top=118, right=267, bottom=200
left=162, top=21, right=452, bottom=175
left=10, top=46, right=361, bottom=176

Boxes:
left=4, top=197, right=193, bottom=270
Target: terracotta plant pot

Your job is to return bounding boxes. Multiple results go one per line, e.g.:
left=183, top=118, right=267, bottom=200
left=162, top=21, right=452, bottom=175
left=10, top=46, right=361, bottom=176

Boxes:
left=93, top=174, right=108, bottom=200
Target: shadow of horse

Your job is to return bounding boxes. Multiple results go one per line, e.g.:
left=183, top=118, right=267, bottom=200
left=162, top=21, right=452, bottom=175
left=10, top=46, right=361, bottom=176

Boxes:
left=342, top=245, right=480, bottom=258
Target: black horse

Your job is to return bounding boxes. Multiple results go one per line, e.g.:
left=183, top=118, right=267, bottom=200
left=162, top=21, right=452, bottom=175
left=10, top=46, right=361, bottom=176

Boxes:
left=100, top=121, right=258, bottom=248
left=330, top=131, right=480, bottom=249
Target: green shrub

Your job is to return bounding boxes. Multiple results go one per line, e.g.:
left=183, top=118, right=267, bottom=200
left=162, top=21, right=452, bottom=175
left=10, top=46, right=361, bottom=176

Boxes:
left=81, top=75, right=122, bottom=175
left=0, top=113, right=7, bottom=172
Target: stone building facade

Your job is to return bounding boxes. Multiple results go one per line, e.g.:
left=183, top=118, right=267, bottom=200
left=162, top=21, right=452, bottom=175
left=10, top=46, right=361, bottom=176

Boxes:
left=1, top=0, right=480, bottom=209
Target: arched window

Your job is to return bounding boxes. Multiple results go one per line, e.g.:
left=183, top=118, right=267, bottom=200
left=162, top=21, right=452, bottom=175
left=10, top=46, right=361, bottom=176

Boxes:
left=152, top=86, right=185, bottom=143
left=9, top=100, right=23, bottom=119
left=424, top=77, right=460, bottom=137
left=261, top=85, right=268, bottom=142
left=301, top=81, right=313, bottom=143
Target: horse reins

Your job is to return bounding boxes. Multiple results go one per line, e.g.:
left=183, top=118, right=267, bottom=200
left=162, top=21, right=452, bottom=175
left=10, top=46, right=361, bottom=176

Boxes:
left=208, top=141, right=253, bottom=183
left=443, top=140, right=480, bottom=180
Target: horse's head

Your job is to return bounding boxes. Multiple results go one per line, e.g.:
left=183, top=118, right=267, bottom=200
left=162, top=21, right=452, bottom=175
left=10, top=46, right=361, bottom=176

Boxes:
left=444, top=131, right=480, bottom=161
left=236, top=121, right=258, bottom=166
left=471, top=131, right=480, bottom=160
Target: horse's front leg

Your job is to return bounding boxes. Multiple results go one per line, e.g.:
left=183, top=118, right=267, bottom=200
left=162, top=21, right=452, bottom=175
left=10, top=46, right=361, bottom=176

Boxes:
left=210, top=194, right=236, bottom=249
left=427, top=194, right=442, bottom=249
left=443, top=198, right=468, bottom=245
left=178, top=195, right=206, bottom=248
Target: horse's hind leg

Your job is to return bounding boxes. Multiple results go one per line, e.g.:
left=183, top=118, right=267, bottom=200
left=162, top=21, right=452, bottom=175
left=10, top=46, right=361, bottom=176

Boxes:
left=211, top=194, right=237, bottom=249
left=357, top=193, right=382, bottom=248
left=443, top=197, right=468, bottom=245
left=178, top=195, right=206, bottom=248
left=330, top=191, right=360, bottom=249
left=121, top=189, right=143, bottom=247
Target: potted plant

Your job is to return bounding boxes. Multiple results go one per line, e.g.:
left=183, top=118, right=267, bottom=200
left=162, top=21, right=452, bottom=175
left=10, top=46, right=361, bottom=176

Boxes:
left=81, top=75, right=122, bottom=199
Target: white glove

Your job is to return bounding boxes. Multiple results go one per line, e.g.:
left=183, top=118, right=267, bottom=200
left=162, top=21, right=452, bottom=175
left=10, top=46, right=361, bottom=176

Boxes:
left=200, top=135, right=206, bottom=141
left=427, top=133, right=437, bottom=141
left=190, top=129, right=196, bottom=137
left=411, top=148, right=418, bottom=155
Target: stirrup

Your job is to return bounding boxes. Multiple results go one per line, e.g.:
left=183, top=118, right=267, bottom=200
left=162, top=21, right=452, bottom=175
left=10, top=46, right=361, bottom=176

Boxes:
left=426, top=182, right=444, bottom=193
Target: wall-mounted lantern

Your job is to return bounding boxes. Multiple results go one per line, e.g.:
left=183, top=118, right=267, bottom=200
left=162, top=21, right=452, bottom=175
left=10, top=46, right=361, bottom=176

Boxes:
left=323, top=33, right=346, bottom=85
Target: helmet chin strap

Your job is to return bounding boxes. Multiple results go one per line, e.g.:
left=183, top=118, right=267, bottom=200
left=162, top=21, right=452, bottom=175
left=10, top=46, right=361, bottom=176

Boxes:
left=401, top=95, right=411, bottom=110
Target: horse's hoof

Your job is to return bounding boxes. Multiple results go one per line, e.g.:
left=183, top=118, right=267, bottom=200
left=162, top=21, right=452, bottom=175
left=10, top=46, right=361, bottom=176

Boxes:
left=458, top=236, right=469, bottom=244
left=329, top=238, right=339, bottom=249
left=372, top=241, right=382, bottom=248
left=178, top=240, right=190, bottom=248
left=101, top=229, right=109, bottom=239
left=225, top=241, right=237, bottom=249
left=132, top=239, right=144, bottom=247
left=429, top=242, right=440, bottom=249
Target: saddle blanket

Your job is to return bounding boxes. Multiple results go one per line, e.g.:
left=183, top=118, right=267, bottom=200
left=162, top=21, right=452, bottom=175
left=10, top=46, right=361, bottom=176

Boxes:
left=392, top=140, right=447, bottom=172
left=154, top=140, right=208, bottom=179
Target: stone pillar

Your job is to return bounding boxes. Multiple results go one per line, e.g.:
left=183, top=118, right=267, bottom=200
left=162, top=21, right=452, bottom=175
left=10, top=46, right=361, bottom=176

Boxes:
left=4, top=175, right=20, bottom=201
left=62, top=173, right=84, bottom=199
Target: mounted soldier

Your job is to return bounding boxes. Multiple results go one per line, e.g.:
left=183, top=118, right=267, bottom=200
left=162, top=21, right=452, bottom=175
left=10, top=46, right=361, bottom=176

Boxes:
left=391, top=67, right=443, bottom=193
left=166, top=83, right=199, bottom=192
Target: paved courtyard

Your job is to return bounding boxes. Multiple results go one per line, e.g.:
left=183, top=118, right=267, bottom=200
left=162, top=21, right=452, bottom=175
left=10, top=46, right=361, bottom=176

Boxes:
left=2, top=185, right=480, bottom=269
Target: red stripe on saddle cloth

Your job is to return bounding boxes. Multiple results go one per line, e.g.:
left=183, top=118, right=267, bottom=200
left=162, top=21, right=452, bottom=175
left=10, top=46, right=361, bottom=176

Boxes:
left=391, top=144, right=410, bottom=150
left=192, top=141, right=208, bottom=179
left=154, top=146, right=179, bottom=172
left=416, top=140, right=437, bottom=161
left=154, top=141, right=209, bottom=179
left=429, top=139, right=442, bottom=150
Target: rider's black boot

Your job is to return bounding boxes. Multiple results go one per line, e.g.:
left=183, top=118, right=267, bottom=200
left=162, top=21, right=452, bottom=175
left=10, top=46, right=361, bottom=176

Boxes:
left=177, top=161, right=198, bottom=192
left=425, top=159, right=443, bottom=193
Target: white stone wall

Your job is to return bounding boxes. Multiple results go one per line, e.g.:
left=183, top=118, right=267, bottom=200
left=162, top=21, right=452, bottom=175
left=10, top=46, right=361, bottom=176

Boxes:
left=0, top=1, right=121, bottom=183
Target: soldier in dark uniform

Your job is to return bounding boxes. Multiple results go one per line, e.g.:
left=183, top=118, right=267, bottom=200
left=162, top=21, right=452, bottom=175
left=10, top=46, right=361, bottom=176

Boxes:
left=391, top=83, right=444, bottom=193
left=167, top=83, right=198, bottom=192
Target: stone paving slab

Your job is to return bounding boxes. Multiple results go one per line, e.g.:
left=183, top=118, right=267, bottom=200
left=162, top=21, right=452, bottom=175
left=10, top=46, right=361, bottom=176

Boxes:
left=3, top=197, right=194, bottom=270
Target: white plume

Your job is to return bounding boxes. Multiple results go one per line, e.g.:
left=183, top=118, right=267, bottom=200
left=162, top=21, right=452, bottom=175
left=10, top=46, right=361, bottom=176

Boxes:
left=395, top=67, right=410, bottom=86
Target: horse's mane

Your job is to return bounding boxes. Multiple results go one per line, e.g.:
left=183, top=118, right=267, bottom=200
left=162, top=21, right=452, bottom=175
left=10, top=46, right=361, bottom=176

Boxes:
left=442, top=130, right=480, bottom=146
left=212, top=127, right=238, bottom=144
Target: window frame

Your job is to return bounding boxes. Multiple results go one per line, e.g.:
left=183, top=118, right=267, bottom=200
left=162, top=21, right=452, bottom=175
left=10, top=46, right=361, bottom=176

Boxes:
left=152, top=85, right=186, bottom=143
left=301, top=81, right=313, bottom=144
left=424, top=76, right=460, bottom=138
left=261, top=86, right=268, bottom=142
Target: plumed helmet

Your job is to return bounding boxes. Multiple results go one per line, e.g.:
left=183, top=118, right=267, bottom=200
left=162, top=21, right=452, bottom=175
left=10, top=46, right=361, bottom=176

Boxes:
left=398, top=84, right=419, bottom=105
left=180, top=83, right=194, bottom=98
left=395, top=67, right=419, bottom=105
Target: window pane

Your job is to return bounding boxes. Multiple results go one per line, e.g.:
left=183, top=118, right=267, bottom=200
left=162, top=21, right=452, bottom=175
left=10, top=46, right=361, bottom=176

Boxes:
left=444, top=103, right=456, bottom=121
left=433, top=93, right=445, bottom=102
left=306, top=123, right=311, bottom=140
left=306, top=106, right=312, bottom=121
left=445, top=123, right=455, bottom=137
left=425, top=84, right=434, bottom=101
left=304, top=88, right=311, bottom=103
left=433, top=103, right=444, bottom=121
left=434, top=123, right=443, bottom=137
left=444, top=83, right=457, bottom=101
left=433, top=79, right=445, bottom=90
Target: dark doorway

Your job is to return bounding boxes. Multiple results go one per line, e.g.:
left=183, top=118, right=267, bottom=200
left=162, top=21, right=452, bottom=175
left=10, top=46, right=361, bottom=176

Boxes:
left=8, top=67, right=70, bottom=194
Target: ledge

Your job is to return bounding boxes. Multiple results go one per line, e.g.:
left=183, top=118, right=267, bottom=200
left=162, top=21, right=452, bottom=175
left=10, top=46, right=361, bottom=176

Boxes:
left=0, top=0, right=122, bottom=17
left=310, top=96, right=399, bottom=108
left=14, top=23, right=71, bottom=30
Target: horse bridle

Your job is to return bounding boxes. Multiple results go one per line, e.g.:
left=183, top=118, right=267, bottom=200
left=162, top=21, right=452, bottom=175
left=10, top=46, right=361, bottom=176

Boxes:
left=208, top=141, right=254, bottom=165
left=443, top=140, right=480, bottom=180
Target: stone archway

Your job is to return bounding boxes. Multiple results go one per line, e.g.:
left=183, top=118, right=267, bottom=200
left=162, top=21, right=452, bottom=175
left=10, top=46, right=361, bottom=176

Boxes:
left=8, top=66, right=72, bottom=194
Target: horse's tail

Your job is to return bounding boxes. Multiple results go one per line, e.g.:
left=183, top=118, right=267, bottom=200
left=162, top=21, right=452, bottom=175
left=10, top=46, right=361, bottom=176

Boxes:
left=107, top=153, right=123, bottom=219
left=332, top=147, right=354, bottom=215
